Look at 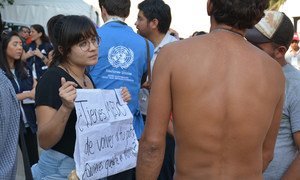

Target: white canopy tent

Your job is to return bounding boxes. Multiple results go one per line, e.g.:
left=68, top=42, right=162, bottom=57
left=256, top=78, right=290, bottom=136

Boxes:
left=1, top=0, right=101, bottom=31
left=279, top=0, right=300, bottom=32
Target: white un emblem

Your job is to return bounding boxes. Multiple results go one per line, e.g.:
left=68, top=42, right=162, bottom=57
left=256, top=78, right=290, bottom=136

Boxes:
left=108, top=46, right=134, bottom=69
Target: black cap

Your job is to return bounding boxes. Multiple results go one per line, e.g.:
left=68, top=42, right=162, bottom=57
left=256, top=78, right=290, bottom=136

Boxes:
left=246, top=11, right=294, bottom=48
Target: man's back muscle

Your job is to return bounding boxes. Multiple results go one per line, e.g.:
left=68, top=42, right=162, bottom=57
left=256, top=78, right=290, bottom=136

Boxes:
left=158, top=32, right=285, bottom=179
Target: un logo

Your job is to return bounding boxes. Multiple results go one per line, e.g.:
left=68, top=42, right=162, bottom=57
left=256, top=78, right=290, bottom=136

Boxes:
left=108, top=46, right=134, bottom=69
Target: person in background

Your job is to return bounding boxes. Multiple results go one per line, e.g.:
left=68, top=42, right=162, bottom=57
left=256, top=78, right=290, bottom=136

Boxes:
left=246, top=10, right=300, bottom=180
left=18, top=26, right=30, bottom=51
left=0, top=13, right=20, bottom=180
left=168, top=28, right=180, bottom=40
left=27, top=24, right=53, bottom=79
left=135, top=0, right=177, bottom=179
left=18, top=26, right=35, bottom=62
left=1, top=31, right=38, bottom=169
left=285, top=33, right=300, bottom=70
left=191, top=31, right=207, bottom=37
left=136, top=0, right=284, bottom=179
left=31, top=15, right=131, bottom=179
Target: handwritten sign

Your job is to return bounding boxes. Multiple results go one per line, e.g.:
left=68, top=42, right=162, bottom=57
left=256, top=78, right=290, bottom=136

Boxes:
left=74, top=89, right=138, bottom=180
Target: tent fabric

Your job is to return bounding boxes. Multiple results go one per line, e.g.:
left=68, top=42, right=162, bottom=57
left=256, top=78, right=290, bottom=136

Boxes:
left=279, top=0, right=299, bottom=18
left=1, top=0, right=100, bottom=29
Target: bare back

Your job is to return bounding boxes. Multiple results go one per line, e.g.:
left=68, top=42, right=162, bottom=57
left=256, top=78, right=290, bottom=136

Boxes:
left=159, top=32, right=284, bottom=179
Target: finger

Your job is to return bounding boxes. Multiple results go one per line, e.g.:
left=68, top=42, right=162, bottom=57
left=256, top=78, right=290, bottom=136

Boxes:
left=63, top=85, right=77, bottom=94
left=59, top=85, right=76, bottom=96
left=122, top=93, right=131, bottom=102
left=61, top=78, right=78, bottom=88
left=61, top=77, right=66, bottom=85
left=62, top=92, right=77, bottom=102
left=60, top=89, right=77, bottom=101
left=121, top=87, right=128, bottom=94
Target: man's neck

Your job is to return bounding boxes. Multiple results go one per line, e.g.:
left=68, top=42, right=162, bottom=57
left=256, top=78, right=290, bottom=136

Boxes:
left=278, top=57, right=288, bottom=67
left=149, top=32, right=166, bottom=48
left=210, top=17, right=245, bottom=37
left=104, top=15, right=125, bottom=23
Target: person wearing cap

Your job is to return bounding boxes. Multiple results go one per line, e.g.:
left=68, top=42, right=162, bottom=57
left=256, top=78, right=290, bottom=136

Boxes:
left=246, top=10, right=300, bottom=180
left=285, top=33, right=300, bottom=70
left=137, top=0, right=284, bottom=179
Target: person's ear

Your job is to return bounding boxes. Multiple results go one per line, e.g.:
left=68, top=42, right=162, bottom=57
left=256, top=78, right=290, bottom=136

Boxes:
left=274, top=46, right=287, bottom=59
left=150, top=18, right=159, bottom=30
left=100, top=6, right=107, bottom=17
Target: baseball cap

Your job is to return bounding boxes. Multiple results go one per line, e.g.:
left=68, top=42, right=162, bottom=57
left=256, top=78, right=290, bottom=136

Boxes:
left=293, top=33, right=299, bottom=41
left=245, top=11, right=294, bottom=48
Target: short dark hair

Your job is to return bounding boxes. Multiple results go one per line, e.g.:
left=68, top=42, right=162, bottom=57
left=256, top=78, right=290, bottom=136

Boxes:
left=211, top=0, right=269, bottom=29
left=99, top=0, right=130, bottom=18
left=138, top=0, right=171, bottom=34
left=51, top=15, right=99, bottom=67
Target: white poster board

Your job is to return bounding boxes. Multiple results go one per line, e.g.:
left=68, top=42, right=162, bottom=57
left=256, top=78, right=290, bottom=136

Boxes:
left=74, top=89, right=138, bottom=180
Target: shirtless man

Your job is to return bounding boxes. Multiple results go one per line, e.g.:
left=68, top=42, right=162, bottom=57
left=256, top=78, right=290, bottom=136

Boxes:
left=136, top=0, right=284, bottom=179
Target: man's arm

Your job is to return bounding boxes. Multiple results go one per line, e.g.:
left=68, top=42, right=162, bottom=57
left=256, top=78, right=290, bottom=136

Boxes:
left=281, top=132, right=300, bottom=179
left=262, top=93, right=284, bottom=171
left=136, top=47, right=172, bottom=180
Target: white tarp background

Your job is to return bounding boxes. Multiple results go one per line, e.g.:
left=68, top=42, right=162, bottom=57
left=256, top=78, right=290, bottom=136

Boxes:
left=1, top=0, right=101, bottom=31
left=279, top=0, right=300, bottom=32
left=1, top=0, right=300, bottom=38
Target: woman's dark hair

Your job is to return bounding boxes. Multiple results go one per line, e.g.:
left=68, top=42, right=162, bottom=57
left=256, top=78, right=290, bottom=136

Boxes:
left=1, top=31, right=27, bottom=79
left=211, top=0, right=269, bottom=29
left=31, top=24, right=50, bottom=43
left=50, top=15, right=98, bottom=67
left=99, top=0, right=130, bottom=18
left=47, top=14, right=65, bottom=46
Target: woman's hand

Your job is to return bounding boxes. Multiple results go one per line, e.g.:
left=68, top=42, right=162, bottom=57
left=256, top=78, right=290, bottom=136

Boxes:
left=121, top=87, right=131, bottom=102
left=59, top=77, right=78, bottom=110
left=33, top=48, right=44, bottom=59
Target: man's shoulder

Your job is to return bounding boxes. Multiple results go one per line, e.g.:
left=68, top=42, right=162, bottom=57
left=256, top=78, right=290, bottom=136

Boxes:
left=284, top=64, right=300, bottom=86
left=98, top=25, right=147, bottom=43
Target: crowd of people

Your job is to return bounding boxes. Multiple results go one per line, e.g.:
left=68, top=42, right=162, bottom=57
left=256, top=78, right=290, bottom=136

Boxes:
left=0, top=0, right=300, bottom=179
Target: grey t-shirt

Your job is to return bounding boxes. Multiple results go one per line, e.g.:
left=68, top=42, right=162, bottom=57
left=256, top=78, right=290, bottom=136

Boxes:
left=264, top=64, right=300, bottom=179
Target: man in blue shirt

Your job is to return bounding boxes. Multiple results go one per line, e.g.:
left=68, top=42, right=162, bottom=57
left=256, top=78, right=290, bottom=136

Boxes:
left=90, top=0, right=154, bottom=141
left=89, top=0, right=154, bottom=179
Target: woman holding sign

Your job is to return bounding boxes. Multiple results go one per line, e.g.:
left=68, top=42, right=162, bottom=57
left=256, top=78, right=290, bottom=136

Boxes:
left=31, top=15, right=131, bottom=179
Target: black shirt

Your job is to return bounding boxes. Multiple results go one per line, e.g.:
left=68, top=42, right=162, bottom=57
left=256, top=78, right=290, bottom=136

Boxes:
left=35, top=66, right=92, bottom=158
